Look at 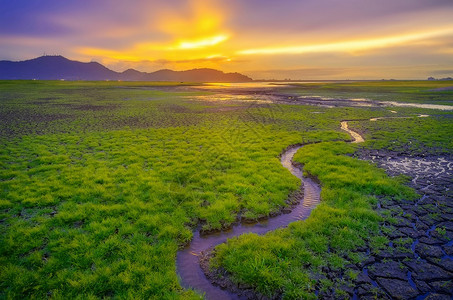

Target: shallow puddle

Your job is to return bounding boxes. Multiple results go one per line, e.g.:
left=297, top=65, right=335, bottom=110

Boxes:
left=380, top=101, right=453, bottom=111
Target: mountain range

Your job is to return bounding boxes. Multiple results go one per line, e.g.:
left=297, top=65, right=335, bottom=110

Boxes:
left=0, top=55, right=253, bottom=82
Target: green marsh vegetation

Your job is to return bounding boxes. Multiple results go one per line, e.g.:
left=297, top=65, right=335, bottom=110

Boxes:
left=0, top=80, right=452, bottom=298
left=350, top=114, right=453, bottom=155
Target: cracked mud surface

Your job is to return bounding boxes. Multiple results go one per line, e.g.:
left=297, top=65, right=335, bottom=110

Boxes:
left=352, top=150, right=453, bottom=299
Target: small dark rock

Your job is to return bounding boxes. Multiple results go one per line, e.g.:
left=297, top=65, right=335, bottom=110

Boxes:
left=426, top=257, right=453, bottom=273
left=240, top=291, right=256, bottom=299
left=399, top=227, right=425, bottom=239
left=386, top=229, right=406, bottom=239
left=337, top=283, right=354, bottom=296
left=73, top=220, right=84, bottom=228
left=356, top=272, right=372, bottom=285
left=375, top=251, right=395, bottom=259
left=442, top=244, right=453, bottom=256
left=413, top=206, right=428, bottom=216
left=419, top=236, right=444, bottom=245
left=368, top=261, right=407, bottom=280
left=394, top=218, right=413, bottom=228
left=440, top=214, right=453, bottom=222
left=429, top=280, right=453, bottom=295
left=415, top=221, right=429, bottom=231
left=358, top=256, right=375, bottom=268
left=415, top=243, right=445, bottom=258
left=357, top=283, right=374, bottom=296
left=391, top=250, right=414, bottom=259
left=424, top=293, right=452, bottom=300
left=405, top=261, right=453, bottom=281
left=281, top=207, right=292, bottom=214
left=414, top=279, right=432, bottom=294
left=375, top=277, right=419, bottom=299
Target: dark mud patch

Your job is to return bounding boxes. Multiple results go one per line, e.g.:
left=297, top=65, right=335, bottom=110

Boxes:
left=31, top=97, right=60, bottom=105
left=199, top=249, right=269, bottom=300
left=72, top=104, right=117, bottom=111
left=202, top=105, right=252, bottom=113
left=53, top=103, right=118, bottom=111
left=0, top=110, right=73, bottom=137
left=430, top=86, right=453, bottom=92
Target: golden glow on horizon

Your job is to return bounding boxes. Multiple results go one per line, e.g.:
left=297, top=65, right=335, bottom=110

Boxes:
left=175, top=35, right=229, bottom=49
left=238, top=28, right=453, bottom=55
left=237, top=28, right=453, bottom=55
left=78, top=46, right=232, bottom=64
left=79, top=26, right=453, bottom=70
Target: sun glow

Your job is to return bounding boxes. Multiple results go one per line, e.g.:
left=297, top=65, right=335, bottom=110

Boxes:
left=76, top=0, right=232, bottom=68
left=176, top=35, right=229, bottom=49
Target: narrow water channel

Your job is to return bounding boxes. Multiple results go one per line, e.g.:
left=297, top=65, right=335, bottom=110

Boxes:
left=176, top=145, right=321, bottom=299
left=176, top=121, right=365, bottom=299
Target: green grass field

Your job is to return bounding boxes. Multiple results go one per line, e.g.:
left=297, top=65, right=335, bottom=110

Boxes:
left=1, top=80, right=452, bottom=298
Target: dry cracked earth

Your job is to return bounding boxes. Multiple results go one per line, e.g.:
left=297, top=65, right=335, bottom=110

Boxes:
left=351, top=151, right=453, bottom=299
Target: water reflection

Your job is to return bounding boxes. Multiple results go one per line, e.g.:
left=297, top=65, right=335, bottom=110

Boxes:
left=188, top=83, right=453, bottom=111
left=195, top=82, right=307, bottom=89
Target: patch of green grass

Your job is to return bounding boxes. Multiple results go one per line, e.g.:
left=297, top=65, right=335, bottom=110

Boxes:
left=350, top=115, right=453, bottom=155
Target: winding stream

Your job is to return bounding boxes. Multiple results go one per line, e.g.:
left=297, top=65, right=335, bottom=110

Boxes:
left=176, top=122, right=364, bottom=299
left=340, top=121, right=364, bottom=143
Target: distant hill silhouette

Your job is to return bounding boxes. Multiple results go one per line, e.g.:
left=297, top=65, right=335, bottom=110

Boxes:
left=0, top=55, right=253, bottom=82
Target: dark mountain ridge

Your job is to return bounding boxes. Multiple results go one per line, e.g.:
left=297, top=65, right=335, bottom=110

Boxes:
left=0, top=55, right=253, bottom=82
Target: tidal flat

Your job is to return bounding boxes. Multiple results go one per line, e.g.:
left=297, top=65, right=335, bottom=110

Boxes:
left=0, top=80, right=452, bottom=299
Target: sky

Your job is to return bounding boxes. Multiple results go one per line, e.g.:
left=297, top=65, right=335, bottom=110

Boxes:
left=1, top=0, right=453, bottom=79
